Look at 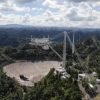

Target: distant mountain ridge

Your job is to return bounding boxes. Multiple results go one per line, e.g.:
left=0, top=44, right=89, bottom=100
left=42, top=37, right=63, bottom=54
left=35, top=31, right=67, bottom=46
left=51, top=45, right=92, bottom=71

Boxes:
left=0, top=24, right=100, bottom=30
left=0, top=24, right=33, bottom=28
left=0, top=25, right=100, bottom=46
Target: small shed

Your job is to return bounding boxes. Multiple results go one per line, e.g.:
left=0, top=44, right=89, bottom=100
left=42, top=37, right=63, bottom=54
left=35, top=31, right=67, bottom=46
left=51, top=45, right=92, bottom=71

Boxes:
left=91, top=72, right=98, bottom=77
left=78, top=73, right=88, bottom=80
left=96, top=79, right=100, bottom=84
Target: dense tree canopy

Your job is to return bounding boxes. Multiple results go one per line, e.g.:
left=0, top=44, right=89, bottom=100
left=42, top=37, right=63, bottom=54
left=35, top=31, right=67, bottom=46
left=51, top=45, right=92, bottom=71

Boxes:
left=25, top=68, right=82, bottom=100
left=0, top=36, right=100, bottom=100
left=0, top=69, right=23, bottom=100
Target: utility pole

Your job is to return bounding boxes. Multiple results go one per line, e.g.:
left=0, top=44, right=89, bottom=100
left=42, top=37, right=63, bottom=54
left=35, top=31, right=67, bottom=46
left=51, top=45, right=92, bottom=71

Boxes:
left=63, top=31, right=67, bottom=69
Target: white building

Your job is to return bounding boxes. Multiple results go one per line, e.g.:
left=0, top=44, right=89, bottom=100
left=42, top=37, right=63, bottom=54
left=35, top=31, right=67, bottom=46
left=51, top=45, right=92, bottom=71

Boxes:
left=91, top=72, right=98, bottom=77
left=78, top=73, right=89, bottom=81
left=56, top=66, right=70, bottom=78
left=96, top=79, right=100, bottom=84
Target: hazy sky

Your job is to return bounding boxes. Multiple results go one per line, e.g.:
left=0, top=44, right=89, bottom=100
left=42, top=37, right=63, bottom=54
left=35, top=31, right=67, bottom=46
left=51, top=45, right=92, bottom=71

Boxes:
left=0, top=0, right=100, bottom=27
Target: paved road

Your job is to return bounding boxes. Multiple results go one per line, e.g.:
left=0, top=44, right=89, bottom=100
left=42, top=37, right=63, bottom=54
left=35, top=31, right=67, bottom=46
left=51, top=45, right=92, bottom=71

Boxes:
left=78, top=81, right=90, bottom=100
left=96, top=84, right=100, bottom=93
left=78, top=82, right=100, bottom=100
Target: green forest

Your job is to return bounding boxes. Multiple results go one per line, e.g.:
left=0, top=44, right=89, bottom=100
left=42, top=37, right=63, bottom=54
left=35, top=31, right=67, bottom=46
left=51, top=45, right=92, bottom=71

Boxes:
left=0, top=36, right=100, bottom=100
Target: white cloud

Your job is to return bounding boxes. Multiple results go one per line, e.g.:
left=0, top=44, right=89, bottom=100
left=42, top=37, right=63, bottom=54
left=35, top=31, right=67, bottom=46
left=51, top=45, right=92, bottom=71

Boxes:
left=13, top=0, right=36, bottom=5
left=0, top=0, right=6, bottom=2
left=68, top=0, right=100, bottom=3
left=0, top=1, right=31, bottom=13
left=0, top=0, right=99, bottom=27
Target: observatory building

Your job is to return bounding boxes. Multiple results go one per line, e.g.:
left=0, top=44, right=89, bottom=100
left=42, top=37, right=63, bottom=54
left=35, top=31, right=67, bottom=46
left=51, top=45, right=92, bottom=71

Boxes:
left=29, top=37, right=50, bottom=45
left=29, top=36, right=51, bottom=50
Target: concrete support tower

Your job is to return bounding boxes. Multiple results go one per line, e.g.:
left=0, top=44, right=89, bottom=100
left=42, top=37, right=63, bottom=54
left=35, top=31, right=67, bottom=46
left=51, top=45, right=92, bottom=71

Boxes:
left=63, top=31, right=67, bottom=69
left=72, top=32, right=75, bottom=54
